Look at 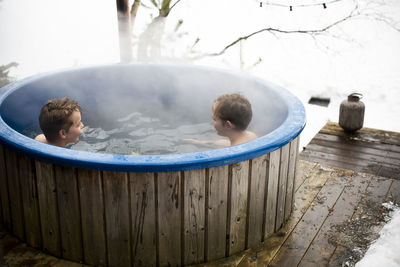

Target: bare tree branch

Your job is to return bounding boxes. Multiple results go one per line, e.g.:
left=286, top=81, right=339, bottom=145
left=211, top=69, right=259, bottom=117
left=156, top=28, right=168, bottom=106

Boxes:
left=197, top=1, right=359, bottom=58
left=149, top=0, right=158, bottom=8
left=170, top=0, right=182, bottom=12
left=188, top=1, right=359, bottom=60
left=361, top=12, right=400, bottom=32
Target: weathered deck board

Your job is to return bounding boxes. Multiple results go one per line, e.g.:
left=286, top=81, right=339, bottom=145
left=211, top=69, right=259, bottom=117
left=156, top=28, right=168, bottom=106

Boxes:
left=269, top=165, right=348, bottom=267
left=234, top=161, right=331, bottom=267
left=298, top=172, right=372, bottom=267
left=319, top=121, right=400, bottom=146
left=300, top=122, right=400, bottom=179
left=327, top=176, right=394, bottom=266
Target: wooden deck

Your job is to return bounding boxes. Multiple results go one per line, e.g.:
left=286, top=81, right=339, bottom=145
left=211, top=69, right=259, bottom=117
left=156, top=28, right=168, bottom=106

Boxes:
left=1, top=122, right=399, bottom=266
left=300, top=121, right=400, bottom=179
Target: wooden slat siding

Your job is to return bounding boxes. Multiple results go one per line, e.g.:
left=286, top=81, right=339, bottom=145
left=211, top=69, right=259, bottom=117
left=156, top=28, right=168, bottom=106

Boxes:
left=130, top=172, right=156, bottom=267
left=206, top=165, right=228, bottom=261
left=275, top=143, right=290, bottom=231
left=284, top=137, right=298, bottom=222
left=4, top=149, right=25, bottom=240
left=305, top=143, right=400, bottom=168
left=77, top=169, right=106, bottom=266
left=102, top=171, right=131, bottom=267
left=269, top=168, right=347, bottom=267
left=0, top=144, right=11, bottom=229
left=247, top=155, right=268, bottom=247
left=183, top=169, right=205, bottom=265
left=264, top=149, right=280, bottom=238
left=157, top=171, right=181, bottom=267
left=298, top=172, right=372, bottom=267
left=35, top=160, right=61, bottom=257
left=54, top=165, right=82, bottom=261
left=228, top=161, right=249, bottom=256
left=328, top=176, right=393, bottom=266
left=18, top=154, right=42, bottom=248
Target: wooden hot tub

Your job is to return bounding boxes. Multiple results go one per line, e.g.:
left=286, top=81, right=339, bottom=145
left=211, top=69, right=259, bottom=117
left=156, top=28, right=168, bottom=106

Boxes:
left=0, top=64, right=305, bottom=266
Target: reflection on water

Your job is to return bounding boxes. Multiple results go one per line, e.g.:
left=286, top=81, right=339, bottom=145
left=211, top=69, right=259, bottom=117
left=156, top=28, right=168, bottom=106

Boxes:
left=26, top=112, right=222, bottom=155
left=72, top=112, right=220, bottom=155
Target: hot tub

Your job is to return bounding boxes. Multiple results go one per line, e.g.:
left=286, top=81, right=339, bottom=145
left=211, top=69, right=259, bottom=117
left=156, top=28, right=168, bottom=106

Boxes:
left=0, top=63, right=305, bottom=266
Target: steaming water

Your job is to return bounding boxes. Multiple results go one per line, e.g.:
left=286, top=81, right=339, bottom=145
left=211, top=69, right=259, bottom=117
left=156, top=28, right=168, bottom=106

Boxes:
left=72, top=112, right=221, bottom=155
left=24, top=112, right=222, bottom=155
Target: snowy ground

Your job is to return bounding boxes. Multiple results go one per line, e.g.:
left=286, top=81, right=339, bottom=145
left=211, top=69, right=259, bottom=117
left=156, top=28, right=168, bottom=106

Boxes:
left=355, top=204, right=400, bottom=267
left=0, top=0, right=399, bottom=265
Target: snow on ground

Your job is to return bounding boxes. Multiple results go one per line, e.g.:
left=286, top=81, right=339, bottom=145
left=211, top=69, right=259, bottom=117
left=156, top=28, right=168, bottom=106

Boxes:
left=355, top=204, right=400, bottom=267
left=0, top=0, right=399, bottom=265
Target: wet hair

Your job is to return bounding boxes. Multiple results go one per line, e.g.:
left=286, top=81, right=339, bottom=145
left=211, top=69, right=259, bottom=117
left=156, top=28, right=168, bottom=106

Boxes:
left=38, top=97, right=81, bottom=142
left=212, top=93, right=253, bottom=131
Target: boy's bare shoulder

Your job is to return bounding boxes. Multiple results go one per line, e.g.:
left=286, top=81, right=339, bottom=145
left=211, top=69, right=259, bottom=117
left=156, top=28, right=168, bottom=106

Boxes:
left=244, top=131, right=258, bottom=142
left=34, top=134, right=47, bottom=143
left=246, top=131, right=257, bottom=140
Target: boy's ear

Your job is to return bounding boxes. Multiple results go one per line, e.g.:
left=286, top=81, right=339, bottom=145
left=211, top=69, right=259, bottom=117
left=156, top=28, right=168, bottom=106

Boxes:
left=225, top=120, right=234, bottom=129
left=58, top=129, right=67, bottom=139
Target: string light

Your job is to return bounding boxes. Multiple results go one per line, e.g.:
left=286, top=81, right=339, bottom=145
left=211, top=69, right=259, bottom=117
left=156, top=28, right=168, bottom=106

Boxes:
left=258, top=0, right=343, bottom=9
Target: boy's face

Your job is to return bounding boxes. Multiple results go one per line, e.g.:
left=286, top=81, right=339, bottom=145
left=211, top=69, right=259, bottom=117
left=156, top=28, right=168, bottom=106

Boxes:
left=213, top=115, right=228, bottom=137
left=64, top=110, right=84, bottom=144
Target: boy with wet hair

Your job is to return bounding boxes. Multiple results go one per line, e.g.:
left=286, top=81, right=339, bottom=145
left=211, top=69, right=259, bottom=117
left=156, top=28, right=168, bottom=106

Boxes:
left=185, top=93, right=257, bottom=147
left=212, top=93, right=257, bottom=146
left=35, top=97, right=84, bottom=147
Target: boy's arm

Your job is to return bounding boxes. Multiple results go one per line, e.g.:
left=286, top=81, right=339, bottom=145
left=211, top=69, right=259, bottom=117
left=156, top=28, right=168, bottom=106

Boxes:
left=184, top=138, right=230, bottom=147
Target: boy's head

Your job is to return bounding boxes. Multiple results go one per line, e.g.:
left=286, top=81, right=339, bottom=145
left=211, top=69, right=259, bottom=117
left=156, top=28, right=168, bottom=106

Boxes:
left=39, top=97, right=83, bottom=144
left=212, top=93, right=253, bottom=131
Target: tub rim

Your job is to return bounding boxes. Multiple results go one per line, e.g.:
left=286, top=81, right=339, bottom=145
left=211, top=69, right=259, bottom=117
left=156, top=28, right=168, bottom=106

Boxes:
left=0, top=63, right=305, bottom=172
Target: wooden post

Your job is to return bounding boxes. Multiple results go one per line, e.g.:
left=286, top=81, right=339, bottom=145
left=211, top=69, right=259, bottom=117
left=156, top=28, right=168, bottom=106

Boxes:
left=116, top=0, right=133, bottom=62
